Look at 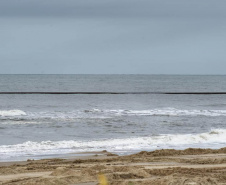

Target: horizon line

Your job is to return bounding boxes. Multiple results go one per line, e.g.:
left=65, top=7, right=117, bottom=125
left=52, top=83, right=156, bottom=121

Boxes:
left=0, top=92, right=226, bottom=95
left=0, top=74, right=226, bottom=76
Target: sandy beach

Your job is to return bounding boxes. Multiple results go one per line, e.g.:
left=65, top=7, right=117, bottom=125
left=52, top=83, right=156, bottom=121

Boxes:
left=1, top=148, right=226, bottom=185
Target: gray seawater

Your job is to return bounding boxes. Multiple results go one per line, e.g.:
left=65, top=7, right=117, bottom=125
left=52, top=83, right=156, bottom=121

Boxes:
left=0, top=75, right=226, bottom=161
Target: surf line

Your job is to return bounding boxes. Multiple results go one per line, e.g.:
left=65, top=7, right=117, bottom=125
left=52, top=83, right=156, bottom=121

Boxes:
left=0, top=92, right=226, bottom=95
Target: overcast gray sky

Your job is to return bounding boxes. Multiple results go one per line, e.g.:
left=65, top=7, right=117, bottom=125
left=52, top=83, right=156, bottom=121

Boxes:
left=0, top=0, right=226, bottom=74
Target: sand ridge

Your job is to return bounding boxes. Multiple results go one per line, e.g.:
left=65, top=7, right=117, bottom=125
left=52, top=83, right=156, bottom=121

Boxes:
left=1, top=148, right=226, bottom=184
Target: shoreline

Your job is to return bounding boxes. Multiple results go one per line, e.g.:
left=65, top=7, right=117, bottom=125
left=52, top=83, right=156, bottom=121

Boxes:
left=0, top=151, right=115, bottom=167
left=1, top=147, right=226, bottom=184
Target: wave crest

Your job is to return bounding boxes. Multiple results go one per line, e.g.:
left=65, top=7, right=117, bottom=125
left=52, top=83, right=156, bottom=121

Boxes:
left=0, top=110, right=26, bottom=117
left=1, top=128, right=226, bottom=160
left=86, top=108, right=226, bottom=117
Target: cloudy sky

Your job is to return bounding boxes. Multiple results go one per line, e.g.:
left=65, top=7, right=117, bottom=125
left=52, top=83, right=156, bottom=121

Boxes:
left=0, top=0, right=226, bottom=74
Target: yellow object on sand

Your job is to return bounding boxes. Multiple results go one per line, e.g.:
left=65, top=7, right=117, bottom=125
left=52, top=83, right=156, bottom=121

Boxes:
left=98, top=174, right=108, bottom=185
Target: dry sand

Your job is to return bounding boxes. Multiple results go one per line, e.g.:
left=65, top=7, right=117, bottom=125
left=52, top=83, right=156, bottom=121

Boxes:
left=1, top=148, right=226, bottom=185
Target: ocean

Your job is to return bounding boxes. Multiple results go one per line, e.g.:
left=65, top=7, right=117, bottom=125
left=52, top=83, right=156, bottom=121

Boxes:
left=0, top=74, right=226, bottom=161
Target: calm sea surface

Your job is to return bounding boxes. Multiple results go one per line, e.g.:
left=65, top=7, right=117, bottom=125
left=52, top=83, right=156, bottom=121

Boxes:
left=0, top=74, right=226, bottom=161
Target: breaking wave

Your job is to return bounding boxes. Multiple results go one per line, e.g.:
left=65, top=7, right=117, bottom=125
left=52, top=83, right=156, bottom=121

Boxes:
left=1, top=128, right=226, bottom=161
left=1, top=108, right=226, bottom=122
left=0, top=110, right=27, bottom=117
left=85, top=108, right=226, bottom=117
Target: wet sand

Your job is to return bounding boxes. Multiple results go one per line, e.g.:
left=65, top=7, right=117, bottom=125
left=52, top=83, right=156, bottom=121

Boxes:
left=1, top=148, right=226, bottom=185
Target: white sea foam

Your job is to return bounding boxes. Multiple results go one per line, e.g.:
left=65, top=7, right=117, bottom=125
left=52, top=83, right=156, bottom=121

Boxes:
left=0, top=110, right=26, bottom=117
left=87, top=108, right=226, bottom=117
left=1, top=128, right=226, bottom=160
left=1, top=108, right=225, bottom=120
